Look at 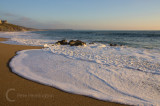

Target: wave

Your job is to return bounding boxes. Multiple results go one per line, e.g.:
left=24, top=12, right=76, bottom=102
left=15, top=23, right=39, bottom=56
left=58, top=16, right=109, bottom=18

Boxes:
left=52, top=31, right=160, bottom=37
left=1, top=31, right=160, bottom=50
left=0, top=32, right=56, bottom=46
left=10, top=45, right=160, bottom=105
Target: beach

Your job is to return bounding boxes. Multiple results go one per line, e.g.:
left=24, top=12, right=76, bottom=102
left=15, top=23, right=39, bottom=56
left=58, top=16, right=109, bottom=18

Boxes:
left=0, top=38, right=125, bottom=106
left=1, top=0, right=160, bottom=105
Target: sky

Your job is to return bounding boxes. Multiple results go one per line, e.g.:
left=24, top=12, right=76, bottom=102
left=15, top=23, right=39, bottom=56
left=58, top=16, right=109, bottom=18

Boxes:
left=0, top=0, right=160, bottom=30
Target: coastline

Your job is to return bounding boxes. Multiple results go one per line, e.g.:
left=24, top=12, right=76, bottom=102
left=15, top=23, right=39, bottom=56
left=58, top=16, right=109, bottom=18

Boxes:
left=0, top=38, right=125, bottom=106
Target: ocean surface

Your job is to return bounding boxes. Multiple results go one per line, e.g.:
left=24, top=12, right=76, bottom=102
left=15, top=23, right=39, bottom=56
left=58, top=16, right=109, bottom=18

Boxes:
left=35, top=30, right=160, bottom=50
left=0, top=30, right=160, bottom=105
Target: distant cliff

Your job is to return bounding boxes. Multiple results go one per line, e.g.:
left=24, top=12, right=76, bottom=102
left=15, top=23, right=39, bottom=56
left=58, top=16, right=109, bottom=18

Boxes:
left=0, top=23, right=37, bottom=32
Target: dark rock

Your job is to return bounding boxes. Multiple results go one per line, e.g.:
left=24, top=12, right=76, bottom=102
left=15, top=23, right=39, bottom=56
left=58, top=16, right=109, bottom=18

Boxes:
left=69, top=40, right=76, bottom=46
left=109, top=43, right=122, bottom=46
left=69, top=40, right=86, bottom=46
left=110, top=44, right=117, bottom=46
left=56, top=40, right=68, bottom=45
left=55, top=39, right=86, bottom=46
left=55, top=42, right=61, bottom=45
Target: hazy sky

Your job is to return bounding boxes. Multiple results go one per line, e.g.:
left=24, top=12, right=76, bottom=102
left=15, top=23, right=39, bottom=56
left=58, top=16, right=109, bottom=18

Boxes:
left=1, top=0, right=160, bottom=30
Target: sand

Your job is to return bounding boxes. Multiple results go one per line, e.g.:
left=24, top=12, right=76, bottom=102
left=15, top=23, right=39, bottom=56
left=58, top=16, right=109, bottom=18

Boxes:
left=0, top=38, right=125, bottom=106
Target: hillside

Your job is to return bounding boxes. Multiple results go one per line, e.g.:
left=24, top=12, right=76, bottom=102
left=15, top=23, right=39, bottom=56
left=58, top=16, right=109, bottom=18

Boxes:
left=0, top=23, right=37, bottom=32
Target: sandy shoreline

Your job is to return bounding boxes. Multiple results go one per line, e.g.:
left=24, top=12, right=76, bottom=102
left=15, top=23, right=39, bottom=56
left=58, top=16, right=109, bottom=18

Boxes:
left=0, top=38, right=125, bottom=106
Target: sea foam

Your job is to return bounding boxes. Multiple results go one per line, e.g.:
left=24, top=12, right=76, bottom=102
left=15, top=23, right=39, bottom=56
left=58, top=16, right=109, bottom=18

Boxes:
left=0, top=32, right=56, bottom=46
left=10, top=44, right=160, bottom=105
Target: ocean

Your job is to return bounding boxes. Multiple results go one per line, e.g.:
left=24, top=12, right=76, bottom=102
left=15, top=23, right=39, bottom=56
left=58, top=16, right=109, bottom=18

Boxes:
left=0, top=30, right=160, bottom=105
left=34, top=30, right=160, bottom=50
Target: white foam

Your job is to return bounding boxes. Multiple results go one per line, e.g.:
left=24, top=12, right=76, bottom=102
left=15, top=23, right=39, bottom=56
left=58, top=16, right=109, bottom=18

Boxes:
left=0, top=32, right=55, bottom=46
left=10, top=46, right=160, bottom=105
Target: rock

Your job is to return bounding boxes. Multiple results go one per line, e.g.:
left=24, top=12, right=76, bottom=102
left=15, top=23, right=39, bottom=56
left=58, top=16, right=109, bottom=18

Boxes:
left=69, top=40, right=86, bottom=46
left=55, top=39, right=86, bottom=46
left=69, top=40, right=76, bottom=46
left=55, top=42, right=61, bottom=45
left=109, top=44, right=117, bottom=46
left=75, top=40, right=86, bottom=46
left=55, top=40, right=68, bottom=45
left=109, top=43, right=122, bottom=46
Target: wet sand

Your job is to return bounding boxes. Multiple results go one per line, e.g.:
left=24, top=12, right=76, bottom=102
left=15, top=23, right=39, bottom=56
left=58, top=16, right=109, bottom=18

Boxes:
left=0, top=38, right=125, bottom=106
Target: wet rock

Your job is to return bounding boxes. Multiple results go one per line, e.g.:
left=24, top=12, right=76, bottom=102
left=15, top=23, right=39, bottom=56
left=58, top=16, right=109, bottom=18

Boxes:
left=56, top=42, right=61, bottom=45
left=55, top=39, right=86, bottom=46
left=69, top=40, right=76, bottom=46
left=109, top=44, right=117, bottom=46
left=109, top=43, right=122, bottom=46
left=56, top=40, right=68, bottom=45
left=69, top=40, right=86, bottom=46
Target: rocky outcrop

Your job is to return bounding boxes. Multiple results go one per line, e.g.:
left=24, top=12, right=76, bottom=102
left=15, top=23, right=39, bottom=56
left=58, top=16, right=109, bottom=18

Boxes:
left=56, top=40, right=68, bottom=45
left=110, top=44, right=117, bottom=46
left=109, top=43, right=122, bottom=46
left=55, top=40, right=86, bottom=46
left=69, top=40, right=86, bottom=46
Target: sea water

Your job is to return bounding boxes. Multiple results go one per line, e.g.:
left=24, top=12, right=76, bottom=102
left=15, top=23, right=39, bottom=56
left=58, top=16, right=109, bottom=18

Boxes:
left=0, top=31, right=160, bottom=105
